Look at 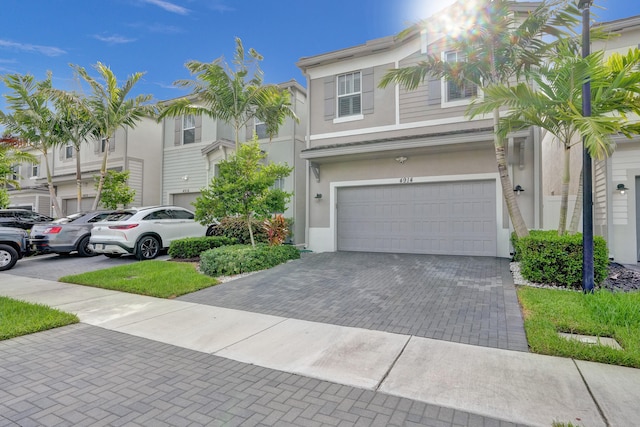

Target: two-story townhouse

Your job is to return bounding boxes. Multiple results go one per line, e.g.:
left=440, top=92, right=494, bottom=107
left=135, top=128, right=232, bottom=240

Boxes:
left=8, top=116, right=163, bottom=216
left=589, top=15, right=640, bottom=264
left=297, top=3, right=541, bottom=258
left=160, top=80, right=308, bottom=243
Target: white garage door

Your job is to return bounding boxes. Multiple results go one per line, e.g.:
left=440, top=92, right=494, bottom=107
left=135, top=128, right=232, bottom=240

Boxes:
left=172, top=192, right=200, bottom=211
left=337, top=180, right=497, bottom=256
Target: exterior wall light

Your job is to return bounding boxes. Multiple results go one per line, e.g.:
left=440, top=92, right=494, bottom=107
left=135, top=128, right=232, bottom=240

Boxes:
left=314, top=193, right=322, bottom=199
left=395, top=156, right=408, bottom=164
left=616, top=183, right=629, bottom=195
left=514, top=185, right=524, bottom=195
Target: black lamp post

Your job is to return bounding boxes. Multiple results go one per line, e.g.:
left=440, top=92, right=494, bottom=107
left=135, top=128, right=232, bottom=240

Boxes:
left=579, top=0, right=594, bottom=293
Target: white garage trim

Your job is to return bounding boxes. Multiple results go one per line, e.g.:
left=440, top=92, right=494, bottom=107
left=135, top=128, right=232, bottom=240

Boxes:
left=317, top=173, right=510, bottom=257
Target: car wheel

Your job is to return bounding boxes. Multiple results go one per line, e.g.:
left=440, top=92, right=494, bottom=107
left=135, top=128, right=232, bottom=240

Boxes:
left=104, top=253, right=122, bottom=259
left=136, top=235, right=160, bottom=260
left=77, top=236, right=96, bottom=257
left=0, top=244, right=19, bottom=271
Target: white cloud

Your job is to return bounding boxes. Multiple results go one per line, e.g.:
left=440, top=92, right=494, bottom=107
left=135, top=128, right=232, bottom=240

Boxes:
left=142, top=0, right=189, bottom=15
left=93, top=34, right=137, bottom=44
left=127, top=22, right=183, bottom=34
left=0, top=39, right=66, bottom=57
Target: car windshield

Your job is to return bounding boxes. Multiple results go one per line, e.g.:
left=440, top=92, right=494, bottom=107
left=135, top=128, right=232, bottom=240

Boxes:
left=103, top=212, right=135, bottom=221
left=53, top=213, right=84, bottom=224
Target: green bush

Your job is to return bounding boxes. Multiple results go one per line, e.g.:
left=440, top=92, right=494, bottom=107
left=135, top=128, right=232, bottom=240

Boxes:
left=513, top=230, right=609, bottom=289
left=169, top=236, right=235, bottom=259
left=199, top=244, right=301, bottom=277
left=207, top=216, right=269, bottom=245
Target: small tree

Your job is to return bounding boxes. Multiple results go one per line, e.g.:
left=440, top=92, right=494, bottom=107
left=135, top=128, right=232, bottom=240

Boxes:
left=0, top=189, right=9, bottom=209
left=95, top=170, right=135, bottom=209
left=193, top=140, right=292, bottom=247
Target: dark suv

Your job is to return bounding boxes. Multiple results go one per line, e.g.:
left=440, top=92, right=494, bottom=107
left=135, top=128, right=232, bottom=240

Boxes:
left=0, top=227, right=29, bottom=271
left=0, top=209, right=53, bottom=230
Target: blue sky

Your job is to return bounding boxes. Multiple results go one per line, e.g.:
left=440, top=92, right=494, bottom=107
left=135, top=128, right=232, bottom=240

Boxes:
left=0, top=0, right=638, bottom=109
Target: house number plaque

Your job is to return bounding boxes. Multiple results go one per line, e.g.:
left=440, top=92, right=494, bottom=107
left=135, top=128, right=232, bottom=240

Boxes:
left=399, top=177, right=413, bottom=183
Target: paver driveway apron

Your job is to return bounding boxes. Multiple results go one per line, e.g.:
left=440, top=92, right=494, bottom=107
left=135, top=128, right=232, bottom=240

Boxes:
left=179, top=252, right=528, bottom=352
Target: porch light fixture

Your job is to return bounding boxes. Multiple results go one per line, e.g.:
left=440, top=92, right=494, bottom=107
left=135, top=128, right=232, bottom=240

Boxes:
left=514, top=185, right=524, bottom=195
left=314, top=193, right=322, bottom=199
left=395, top=156, right=408, bottom=164
left=181, top=175, right=189, bottom=181
left=616, top=183, right=629, bottom=194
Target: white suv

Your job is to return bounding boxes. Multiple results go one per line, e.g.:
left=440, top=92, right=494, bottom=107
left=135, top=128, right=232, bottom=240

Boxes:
left=90, top=206, right=207, bottom=260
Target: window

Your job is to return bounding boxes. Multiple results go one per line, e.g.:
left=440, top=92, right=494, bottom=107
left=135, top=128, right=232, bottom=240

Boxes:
left=100, top=138, right=108, bottom=153
left=31, top=164, right=39, bottom=178
left=183, top=114, right=196, bottom=144
left=65, top=144, right=74, bottom=159
left=443, top=51, right=477, bottom=103
left=213, top=163, right=221, bottom=178
left=272, top=177, right=284, bottom=190
left=10, top=165, right=20, bottom=181
left=255, top=120, right=269, bottom=139
left=337, top=72, right=361, bottom=117
left=170, top=209, right=194, bottom=220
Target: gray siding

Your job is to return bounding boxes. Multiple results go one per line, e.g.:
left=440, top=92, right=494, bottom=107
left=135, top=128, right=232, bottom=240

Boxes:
left=128, top=158, right=144, bottom=207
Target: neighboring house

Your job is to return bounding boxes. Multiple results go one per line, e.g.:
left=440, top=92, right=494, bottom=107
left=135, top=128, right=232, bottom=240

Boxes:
left=8, top=116, right=163, bottom=216
left=589, top=15, right=640, bottom=264
left=297, top=3, right=541, bottom=257
left=160, top=80, right=308, bottom=243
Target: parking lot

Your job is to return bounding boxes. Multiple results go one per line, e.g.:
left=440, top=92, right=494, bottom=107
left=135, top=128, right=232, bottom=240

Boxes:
left=6, top=252, right=166, bottom=281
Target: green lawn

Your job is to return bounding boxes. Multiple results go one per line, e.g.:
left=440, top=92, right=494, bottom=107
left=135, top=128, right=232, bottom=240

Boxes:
left=0, top=296, right=79, bottom=341
left=60, top=260, right=219, bottom=298
left=517, top=286, right=640, bottom=368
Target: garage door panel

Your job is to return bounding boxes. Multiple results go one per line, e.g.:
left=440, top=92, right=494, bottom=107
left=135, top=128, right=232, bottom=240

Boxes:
left=337, top=181, right=496, bottom=256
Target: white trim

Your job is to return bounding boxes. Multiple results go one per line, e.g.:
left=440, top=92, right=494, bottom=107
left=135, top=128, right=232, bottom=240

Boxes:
left=311, top=173, right=511, bottom=257
left=310, top=114, right=490, bottom=141
left=333, top=114, right=364, bottom=124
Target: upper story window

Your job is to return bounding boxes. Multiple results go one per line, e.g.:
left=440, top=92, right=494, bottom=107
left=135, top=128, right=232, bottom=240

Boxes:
left=31, top=163, right=39, bottom=178
left=183, top=114, right=196, bottom=144
left=337, top=72, right=361, bottom=117
left=65, top=144, right=74, bottom=159
left=10, top=165, right=20, bottom=181
left=255, top=119, right=269, bottom=140
left=101, top=138, right=108, bottom=153
left=443, top=51, right=478, bottom=106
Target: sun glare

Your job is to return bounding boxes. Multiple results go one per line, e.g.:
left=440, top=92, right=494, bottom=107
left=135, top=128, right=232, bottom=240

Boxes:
left=408, top=0, right=484, bottom=37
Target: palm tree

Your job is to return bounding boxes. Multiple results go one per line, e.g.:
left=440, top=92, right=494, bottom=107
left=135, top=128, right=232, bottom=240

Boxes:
left=65, top=62, right=156, bottom=210
left=379, top=0, right=580, bottom=238
left=0, top=72, right=66, bottom=217
left=158, top=37, right=298, bottom=150
left=472, top=46, right=640, bottom=234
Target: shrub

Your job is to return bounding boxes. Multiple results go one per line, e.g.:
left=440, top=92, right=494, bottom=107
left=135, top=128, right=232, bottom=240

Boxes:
left=169, top=236, right=235, bottom=259
left=513, top=230, right=609, bottom=289
left=199, top=244, right=301, bottom=277
left=207, top=216, right=269, bottom=245
left=262, top=214, right=288, bottom=246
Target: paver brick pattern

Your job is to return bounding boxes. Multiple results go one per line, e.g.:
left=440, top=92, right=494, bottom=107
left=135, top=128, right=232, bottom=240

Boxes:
left=0, top=325, right=528, bottom=427
left=179, top=252, right=528, bottom=352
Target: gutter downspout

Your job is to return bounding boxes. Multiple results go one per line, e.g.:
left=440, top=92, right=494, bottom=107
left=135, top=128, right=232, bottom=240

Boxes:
left=304, top=73, right=311, bottom=249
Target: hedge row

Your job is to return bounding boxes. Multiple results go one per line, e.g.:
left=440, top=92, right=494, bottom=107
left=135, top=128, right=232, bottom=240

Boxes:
left=168, top=236, right=235, bottom=259
left=513, top=230, right=609, bottom=289
left=199, top=244, right=301, bottom=277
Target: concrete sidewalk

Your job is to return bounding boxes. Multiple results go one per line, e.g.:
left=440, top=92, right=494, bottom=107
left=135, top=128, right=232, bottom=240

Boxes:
left=1, top=274, right=638, bottom=427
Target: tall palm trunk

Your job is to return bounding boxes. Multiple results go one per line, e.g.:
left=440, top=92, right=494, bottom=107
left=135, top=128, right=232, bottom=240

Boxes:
left=569, top=166, right=584, bottom=234
left=558, top=144, right=571, bottom=234
left=91, top=138, right=110, bottom=211
left=493, top=109, right=529, bottom=238
left=75, top=145, right=82, bottom=213
left=42, top=147, right=62, bottom=217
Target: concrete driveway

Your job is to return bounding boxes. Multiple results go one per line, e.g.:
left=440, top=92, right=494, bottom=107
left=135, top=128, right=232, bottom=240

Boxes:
left=179, top=252, right=528, bottom=352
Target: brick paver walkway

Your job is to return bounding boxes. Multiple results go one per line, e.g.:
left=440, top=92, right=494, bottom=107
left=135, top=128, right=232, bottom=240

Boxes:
left=0, top=324, right=527, bottom=427
left=179, top=252, right=528, bottom=352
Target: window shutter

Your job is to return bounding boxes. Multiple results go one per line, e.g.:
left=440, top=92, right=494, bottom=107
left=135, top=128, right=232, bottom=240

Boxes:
left=109, top=138, right=115, bottom=152
left=361, top=68, right=374, bottom=114
left=427, top=77, right=442, bottom=105
left=194, top=115, right=202, bottom=143
left=174, top=117, right=182, bottom=146
left=324, top=76, right=335, bottom=120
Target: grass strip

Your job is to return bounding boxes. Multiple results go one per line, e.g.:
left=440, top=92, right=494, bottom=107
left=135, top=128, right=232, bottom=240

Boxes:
left=60, top=260, right=218, bottom=298
left=0, top=296, right=79, bottom=341
left=517, top=286, right=640, bottom=368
